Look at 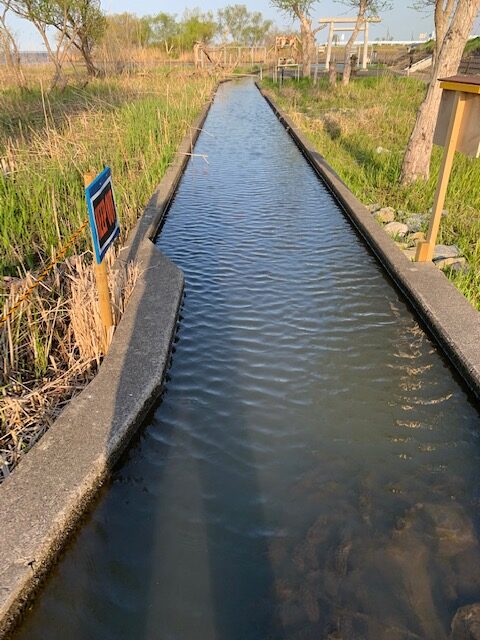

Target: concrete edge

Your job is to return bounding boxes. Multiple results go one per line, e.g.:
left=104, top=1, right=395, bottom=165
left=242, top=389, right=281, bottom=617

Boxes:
left=257, top=83, right=480, bottom=401
left=0, top=84, right=219, bottom=638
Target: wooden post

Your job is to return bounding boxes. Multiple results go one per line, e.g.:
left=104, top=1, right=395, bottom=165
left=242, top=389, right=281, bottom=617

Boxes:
left=415, top=92, right=467, bottom=262
left=193, top=43, right=199, bottom=69
left=362, top=22, right=369, bottom=69
left=84, top=173, right=114, bottom=352
left=325, top=21, right=334, bottom=70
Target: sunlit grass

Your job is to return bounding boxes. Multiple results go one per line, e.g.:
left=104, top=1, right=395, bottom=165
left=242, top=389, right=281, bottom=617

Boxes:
left=0, top=69, right=215, bottom=275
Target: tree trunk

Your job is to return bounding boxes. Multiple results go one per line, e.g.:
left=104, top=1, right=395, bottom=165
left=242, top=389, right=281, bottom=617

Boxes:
left=342, top=2, right=366, bottom=86
left=298, top=13, right=315, bottom=78
left=50, top=61, right=64, bottom=90
left=0, top=25, right=26, bottom=88
left=329, top=60, right=337, bottom=87
left=400, top=0, right=480, bottom=185
left=80, top=42, right=99, bottom=77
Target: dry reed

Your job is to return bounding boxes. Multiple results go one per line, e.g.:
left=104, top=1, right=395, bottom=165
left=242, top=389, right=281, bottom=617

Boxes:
left=0, top=252, right=139, bottom=481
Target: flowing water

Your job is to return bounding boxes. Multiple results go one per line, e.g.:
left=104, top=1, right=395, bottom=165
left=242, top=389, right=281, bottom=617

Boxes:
left=14, top=80, right=480, bottom=640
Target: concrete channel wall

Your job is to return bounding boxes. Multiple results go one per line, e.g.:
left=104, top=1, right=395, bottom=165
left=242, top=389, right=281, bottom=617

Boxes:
left=0, top=87, right=218, bottom=639
left=258, top=84, right=480, bottom=402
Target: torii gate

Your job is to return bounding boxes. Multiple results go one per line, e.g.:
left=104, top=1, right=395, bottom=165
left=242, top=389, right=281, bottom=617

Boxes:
left=320, top=17, right=381, bottom=71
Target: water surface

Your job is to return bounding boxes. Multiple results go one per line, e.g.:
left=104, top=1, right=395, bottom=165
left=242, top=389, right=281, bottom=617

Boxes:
left=14, top=79, right=480, bottom=640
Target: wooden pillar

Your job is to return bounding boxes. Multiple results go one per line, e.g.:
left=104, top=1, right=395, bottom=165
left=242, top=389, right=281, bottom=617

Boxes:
left=194, top=43, right=199, bottom=69
left=362, top=22, right=369, bottom=69
left=416, top=92, right=467, bottom=262
left=325, top=21, right=334, bottom=70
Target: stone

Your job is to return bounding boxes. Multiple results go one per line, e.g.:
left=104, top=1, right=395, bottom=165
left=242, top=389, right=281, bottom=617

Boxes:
left=405, top=214, right=428, bottom=233
left=384, top=221, right=409, bottom=238
left=433, top=245, right=461, bottom=261
left=367, top=203, right=381, bottom=213
left=451, top=603, right=480, bottom=640
left=410, top=231, right=426, bottom=244
left=429, top=207, right=448, bottom=218
left=422, top=503, right=477, bottom=557
left=435, top=257, right=467, bottom=271
left=375, top=207, right=396, bottom=223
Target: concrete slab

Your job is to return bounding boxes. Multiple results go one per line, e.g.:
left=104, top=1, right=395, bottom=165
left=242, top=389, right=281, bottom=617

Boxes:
left=258, top=84, right=480, bottom=401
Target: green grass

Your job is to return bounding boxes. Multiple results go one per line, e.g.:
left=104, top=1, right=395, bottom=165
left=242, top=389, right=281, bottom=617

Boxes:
left=0, top=70, right=215, bottom=275
left=465, top=36, right=480, bottom=56
left=262, top=75, right=480, bottom=310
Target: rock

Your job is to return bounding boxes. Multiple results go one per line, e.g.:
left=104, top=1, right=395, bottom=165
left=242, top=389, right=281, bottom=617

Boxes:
left=433, top=245, right=460, bottom=261
left=405, top=213, right=428, bottom=233
left=375, top=206, right=395, bottom=224
left=410, top=231, right=426, bottom=244
left=451, top=603, right=480, bottom=639
left=429, top=207, right=448, bottom=218
left=422, top=503, right=478, bottom=557
left=367, top=203, right=381, bottom=213
left=435, top=257, right=467, bottom=271
left=384, top=221, right=409, bottom=238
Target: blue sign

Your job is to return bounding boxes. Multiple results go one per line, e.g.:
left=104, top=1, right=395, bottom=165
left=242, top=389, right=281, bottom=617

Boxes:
left=85, top=167, right=120, bottom=264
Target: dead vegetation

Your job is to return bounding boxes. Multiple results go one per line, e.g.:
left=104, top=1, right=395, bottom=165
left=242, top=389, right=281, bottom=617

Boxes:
left=0, top=250, right=140, bottom=480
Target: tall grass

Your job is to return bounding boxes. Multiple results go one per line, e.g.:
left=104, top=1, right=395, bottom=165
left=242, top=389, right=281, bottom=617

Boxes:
left=262, top=75, right=480, bottom=310
left=0, top=69, right=215, bottom=274
left=0, top=251, right=139, bottom=479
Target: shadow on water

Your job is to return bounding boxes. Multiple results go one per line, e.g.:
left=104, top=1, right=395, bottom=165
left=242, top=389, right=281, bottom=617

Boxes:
left=11, top=79, right=480, bottom=640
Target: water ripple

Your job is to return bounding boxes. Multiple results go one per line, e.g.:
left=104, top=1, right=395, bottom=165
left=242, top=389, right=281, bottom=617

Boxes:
left=13, top=79, right=480, bottom=640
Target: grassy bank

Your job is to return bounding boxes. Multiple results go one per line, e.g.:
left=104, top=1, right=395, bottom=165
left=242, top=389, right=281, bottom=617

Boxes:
left=261, top=75, right=480, bottom=310
left=0, top=69, right=214, bottom=274
left=0, top=68, right=215, bottom=478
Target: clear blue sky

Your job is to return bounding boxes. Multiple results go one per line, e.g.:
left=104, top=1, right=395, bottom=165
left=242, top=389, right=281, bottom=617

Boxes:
left=8, top=1, right=480, bottom=51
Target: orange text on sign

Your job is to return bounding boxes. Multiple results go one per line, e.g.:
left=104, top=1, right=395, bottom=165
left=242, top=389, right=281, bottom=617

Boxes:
left=95, top=187, right=116, bottom=242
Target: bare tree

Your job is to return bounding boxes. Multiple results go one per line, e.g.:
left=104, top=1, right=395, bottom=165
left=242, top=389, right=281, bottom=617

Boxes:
left=0, top=0, right=26, bottom=87
left=50, top=0, right=106, bottom=77
left=270, top=1, right=323, bottom=77
left=338, top=0, right=391, bottom=86
left=4, top=0, right=81, bottom=89
left=400, top=0, right=480, bottom=184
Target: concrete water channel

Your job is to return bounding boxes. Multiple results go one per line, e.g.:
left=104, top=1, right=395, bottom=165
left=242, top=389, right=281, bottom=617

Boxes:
left=13, top=80, right=480, bottom=639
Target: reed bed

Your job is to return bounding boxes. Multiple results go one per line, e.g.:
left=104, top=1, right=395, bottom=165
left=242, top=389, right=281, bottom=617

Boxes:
left=0, top=68, right=216, bottom=479
left=263, top=75, right=480, bottom=310
left=0, top=252, right=140, bottom=479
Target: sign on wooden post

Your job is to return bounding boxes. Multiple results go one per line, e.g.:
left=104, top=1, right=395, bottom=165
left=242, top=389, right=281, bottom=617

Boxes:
left=84, top=167, right=119, bottom=352
left=416, top=75, right=480, bottom=262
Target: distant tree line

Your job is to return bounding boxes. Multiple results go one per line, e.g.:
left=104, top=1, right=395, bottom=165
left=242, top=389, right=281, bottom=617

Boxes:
left=0, top=2, right=275, bottom=89
left=105, top=7, right=274, bottom=54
